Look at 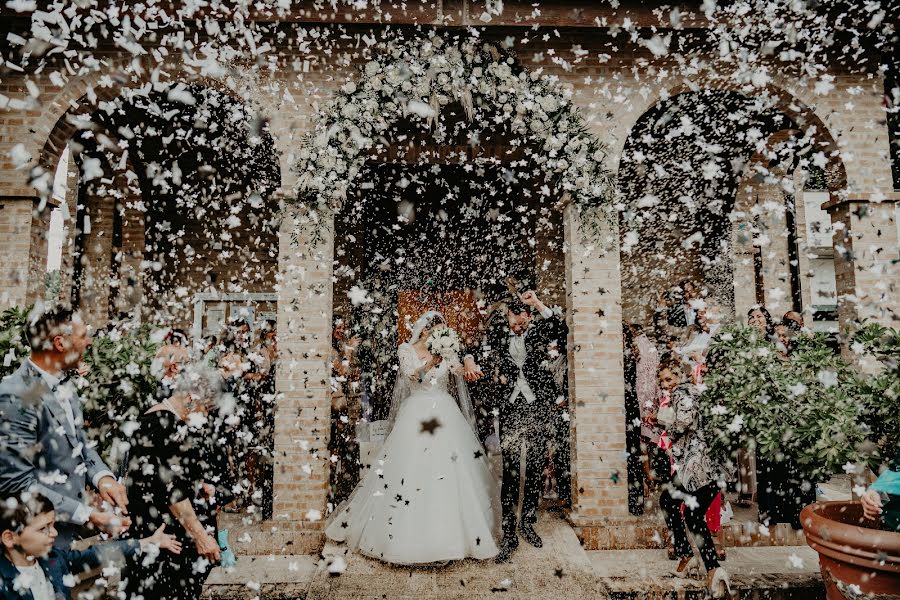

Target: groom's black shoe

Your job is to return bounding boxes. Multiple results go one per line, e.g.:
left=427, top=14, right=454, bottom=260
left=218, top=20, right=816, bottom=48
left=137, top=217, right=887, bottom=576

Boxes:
left=495, top=535, right=519, bottom=563
left=518, top=523, right=543, bottom=548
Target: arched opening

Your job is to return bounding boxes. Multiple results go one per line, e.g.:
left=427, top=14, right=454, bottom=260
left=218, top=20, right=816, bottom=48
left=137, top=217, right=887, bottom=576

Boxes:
left=316, top=37, right=604, bottom=511
left=38, top=83, right=281, bottom=330
left=617, top=88, right=847, bottom=529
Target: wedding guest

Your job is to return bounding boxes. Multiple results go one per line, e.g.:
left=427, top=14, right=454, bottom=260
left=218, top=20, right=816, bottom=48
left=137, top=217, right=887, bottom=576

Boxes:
left=861, top=447, right=900, bottom=532
left=0, top=307, right=130, bottom=550
left=735, top=305, right=774, bottom=509
left=465, top=304, right=506, bottom=449
left=216, top=328, right=254, bottom=513
left=153, top=343, right=190, bottom=400
left=243, top=320, right=277, bottom=519
left=677, top=306, right=722, bottom=370
left=1, top=493, right=181, bottom=600
left=638, top=335, right=676, bottom=556
left=202, top=336, right=219, bottom=367
left=758, top=313, right=815, bottom=529
left=782, top=311, right=804, bottom=331
left=678, top=306, right=727, bottom=560
left=163, top=328, right=189, bottom=347
left=624, top=324, right=645, bottom=515
left=747, top=305, right=775, bottom=338
left=656, top=355, right=730, bottom=597
left=776, top=311, right=806, bottom=357
left=123, top=364, right=227, bottom=600
left=668, top=281, right=700, bottom=328
left=633, top=324, right=660, bottom=417
left=329, top=316, right=362, bottom=504
left=547, top=309, right=570, bottom=507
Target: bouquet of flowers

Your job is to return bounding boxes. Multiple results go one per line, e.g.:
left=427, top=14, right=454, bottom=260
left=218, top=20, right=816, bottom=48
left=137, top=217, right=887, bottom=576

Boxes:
left=427, top=325, right=462, bottom=368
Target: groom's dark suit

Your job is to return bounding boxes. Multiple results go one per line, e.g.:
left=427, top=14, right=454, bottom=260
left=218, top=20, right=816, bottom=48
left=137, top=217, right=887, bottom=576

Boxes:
left=475, top=308, right=568, bottom=540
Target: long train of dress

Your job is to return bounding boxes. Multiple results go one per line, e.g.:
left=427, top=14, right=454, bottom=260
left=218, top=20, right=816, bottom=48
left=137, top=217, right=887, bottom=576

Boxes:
left=325, top=349, right=499, bottom=564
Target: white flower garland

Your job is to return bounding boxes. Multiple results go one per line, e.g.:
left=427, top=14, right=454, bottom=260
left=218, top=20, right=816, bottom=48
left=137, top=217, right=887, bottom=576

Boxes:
left=290, top=34, right=616, bottom=241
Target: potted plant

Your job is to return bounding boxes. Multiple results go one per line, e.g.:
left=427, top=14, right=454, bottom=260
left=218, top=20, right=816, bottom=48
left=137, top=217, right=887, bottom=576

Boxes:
left=701, top=322, right=900, bottom=599
left=800, top=324, right=900, bottom=600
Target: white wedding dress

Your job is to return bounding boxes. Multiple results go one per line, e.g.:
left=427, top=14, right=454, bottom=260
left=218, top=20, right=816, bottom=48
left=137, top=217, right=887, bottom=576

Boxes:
left=325, top=341, right=499, bottom=564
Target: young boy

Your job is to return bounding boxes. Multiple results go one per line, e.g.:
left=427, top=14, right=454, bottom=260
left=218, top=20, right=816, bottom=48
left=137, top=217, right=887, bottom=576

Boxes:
left=1, top=493, right=181, bottom=600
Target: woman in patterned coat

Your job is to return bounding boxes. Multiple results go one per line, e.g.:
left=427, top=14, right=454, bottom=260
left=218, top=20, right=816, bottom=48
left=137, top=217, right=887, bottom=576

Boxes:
left=655, top=354, right=731, bottom=598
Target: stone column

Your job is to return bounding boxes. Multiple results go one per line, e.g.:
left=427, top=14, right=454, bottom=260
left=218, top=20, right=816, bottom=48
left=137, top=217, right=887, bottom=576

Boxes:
left=273, top=207, right=334, bottom=552
left=25, top=203, right=53, bottom=305
left=58, top=158, right=80, bottom=307
left=824, top=193, right=900, bottom=331
left=564, top=206, right=633, bottom=549
left=755, top=179, right=793, bottom=316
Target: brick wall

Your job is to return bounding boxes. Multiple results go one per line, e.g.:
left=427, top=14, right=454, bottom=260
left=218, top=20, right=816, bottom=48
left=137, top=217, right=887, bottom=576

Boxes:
left=0, top=26, right=897, bottom=552
left=0, top=199, right=34, bottom=309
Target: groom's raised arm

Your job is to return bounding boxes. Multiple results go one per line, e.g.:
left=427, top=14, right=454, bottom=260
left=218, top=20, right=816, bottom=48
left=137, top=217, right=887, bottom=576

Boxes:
left=536, top=308, right=568, bottom=346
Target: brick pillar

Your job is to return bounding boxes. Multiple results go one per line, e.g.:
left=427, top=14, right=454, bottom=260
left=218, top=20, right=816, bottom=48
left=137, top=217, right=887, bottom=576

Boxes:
left=731, top=181, right=759, bottom=319
left=824, top=194, right=900, bottom=331
left=78, top=193, right=115, bottom=330
left=565, top=206, right=633, bottom=549
left=273, top=208, right=334, bottom=550
left=0, top=198, right=36, bottom=309
left=756, top=180, right=793, bottom=316
left=58, top=158, right=80, bottom=307
left=26, top=204, right=53, bottom=305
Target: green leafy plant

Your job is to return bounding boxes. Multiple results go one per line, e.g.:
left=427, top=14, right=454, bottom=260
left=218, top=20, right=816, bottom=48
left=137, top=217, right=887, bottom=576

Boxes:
left=849, top=323, right=900, bottom=463
left=701, top=323, right=900, bottom=485
left=78, top=326, right=161, bottom=464
left=0, top=306, right=31, bottom=380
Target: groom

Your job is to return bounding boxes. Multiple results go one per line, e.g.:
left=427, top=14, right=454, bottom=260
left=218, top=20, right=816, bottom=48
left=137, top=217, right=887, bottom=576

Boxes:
left=465, top=290, right=568, bottom=563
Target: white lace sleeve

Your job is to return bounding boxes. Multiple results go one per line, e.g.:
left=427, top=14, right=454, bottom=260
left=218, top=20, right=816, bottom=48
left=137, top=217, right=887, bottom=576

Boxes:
left=398, top=343, right=421, bottom=381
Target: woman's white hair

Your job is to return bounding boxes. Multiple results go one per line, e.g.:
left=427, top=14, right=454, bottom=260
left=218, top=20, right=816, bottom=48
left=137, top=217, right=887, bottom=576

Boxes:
left=173, top=362, right=230, bottom=412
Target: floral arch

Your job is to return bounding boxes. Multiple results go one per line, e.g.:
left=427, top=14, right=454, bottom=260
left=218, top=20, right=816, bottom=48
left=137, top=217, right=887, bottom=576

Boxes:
left=289, top=34, right=617, bottom=241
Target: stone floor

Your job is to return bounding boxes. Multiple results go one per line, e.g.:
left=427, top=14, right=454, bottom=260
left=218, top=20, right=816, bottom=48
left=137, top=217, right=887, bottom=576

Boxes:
left=203, top=513, right=824, bottom=599
left=591, top=547, right=822, bottom=598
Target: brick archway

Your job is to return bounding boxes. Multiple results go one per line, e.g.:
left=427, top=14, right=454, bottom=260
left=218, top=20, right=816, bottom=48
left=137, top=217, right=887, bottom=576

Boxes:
left=22, top=71, right=280, bottom=327
left=619, top=78, right=848, bottom=191
left=273, top=36, right=629, bottom=546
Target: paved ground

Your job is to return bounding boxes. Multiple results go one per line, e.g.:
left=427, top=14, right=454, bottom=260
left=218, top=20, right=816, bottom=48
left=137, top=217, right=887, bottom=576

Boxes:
left=203, top=513, right=824, bottom=599
left=591, top=546, right=822, bottom=598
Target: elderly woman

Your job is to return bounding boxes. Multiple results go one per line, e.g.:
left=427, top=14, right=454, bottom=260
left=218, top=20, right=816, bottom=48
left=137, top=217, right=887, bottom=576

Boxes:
left=124, top=364, right=228, bottom=600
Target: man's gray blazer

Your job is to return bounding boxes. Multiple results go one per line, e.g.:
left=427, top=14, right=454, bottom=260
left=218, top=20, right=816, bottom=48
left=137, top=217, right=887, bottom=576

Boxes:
left=0, top=361, right=109, bottom=530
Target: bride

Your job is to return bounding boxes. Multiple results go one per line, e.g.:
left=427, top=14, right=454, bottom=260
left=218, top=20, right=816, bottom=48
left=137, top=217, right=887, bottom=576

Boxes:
left=325, top=311, right=499, bottom=564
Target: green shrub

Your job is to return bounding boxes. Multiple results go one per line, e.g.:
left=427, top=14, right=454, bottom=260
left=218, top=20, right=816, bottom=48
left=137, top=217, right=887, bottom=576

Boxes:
left=701, top=323, right=900, bottom=484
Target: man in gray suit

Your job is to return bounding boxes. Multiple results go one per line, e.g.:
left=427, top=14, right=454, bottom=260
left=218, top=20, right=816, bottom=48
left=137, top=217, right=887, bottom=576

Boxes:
left=0, top=307, right=130, bottom=549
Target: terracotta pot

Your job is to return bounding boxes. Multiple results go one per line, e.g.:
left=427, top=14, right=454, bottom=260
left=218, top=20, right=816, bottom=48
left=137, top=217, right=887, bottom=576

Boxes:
left=801, top=501, right=900, bottom=599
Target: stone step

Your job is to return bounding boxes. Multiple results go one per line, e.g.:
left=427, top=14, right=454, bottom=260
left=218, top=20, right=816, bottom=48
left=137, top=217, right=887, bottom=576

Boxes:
left=203, top=515, right=824, bottom=599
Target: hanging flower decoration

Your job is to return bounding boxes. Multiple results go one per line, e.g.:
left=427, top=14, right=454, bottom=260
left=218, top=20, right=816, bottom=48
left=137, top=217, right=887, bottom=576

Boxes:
left=289, top=34, right=617, bottom=243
